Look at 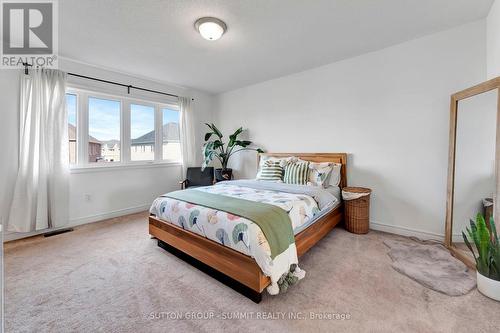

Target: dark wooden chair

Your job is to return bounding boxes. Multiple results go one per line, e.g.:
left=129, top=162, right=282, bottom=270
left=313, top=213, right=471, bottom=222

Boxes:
left=179, top=167, right=214, bottom=189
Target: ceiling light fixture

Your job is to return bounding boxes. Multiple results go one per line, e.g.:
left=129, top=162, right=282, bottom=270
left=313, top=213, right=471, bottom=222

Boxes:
left=195, top=17, right=227, bottom=41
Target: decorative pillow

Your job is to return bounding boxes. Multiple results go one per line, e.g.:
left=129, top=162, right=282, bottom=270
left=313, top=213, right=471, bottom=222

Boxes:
left=256, top=160, right=284, bottom=181
left=328, top=163, right=342, bottom=187
left=256, top=156, right=292, bottom=176
left=284, top=161, right=310, bottom=185
left=307, top=162, right=334, bottom=187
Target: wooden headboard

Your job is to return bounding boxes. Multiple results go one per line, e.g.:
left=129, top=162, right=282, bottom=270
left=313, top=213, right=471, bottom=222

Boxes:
left=258, top=153, right=348, bottom=188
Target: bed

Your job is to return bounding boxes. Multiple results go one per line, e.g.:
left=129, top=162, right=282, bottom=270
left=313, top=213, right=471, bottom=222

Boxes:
left=149, top=153, right=347, bottom=302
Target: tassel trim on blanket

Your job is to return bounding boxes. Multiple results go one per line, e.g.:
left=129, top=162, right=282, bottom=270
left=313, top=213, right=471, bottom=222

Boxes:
left=267, top=264, right=306, bottom=295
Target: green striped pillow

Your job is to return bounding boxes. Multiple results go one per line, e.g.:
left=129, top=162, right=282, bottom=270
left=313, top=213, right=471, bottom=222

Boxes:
left=284, top=161, right=310, bottom=185
left=256, top=161, right=284, bottom=181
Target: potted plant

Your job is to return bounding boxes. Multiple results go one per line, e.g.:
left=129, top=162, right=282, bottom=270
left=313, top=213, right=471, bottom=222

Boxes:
left=202, top=123, right=263, bottom=182
left=462, top=213, right=500, bottom=301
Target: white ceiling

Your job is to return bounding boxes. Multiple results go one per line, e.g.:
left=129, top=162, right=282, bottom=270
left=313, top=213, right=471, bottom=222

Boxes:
left=59, top=0, right=494, bottom=94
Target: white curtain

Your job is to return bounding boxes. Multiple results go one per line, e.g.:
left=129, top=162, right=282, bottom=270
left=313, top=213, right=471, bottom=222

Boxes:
left=179, top=97, right=197, bottom=176
left=8, top=69, right=69, bottom=232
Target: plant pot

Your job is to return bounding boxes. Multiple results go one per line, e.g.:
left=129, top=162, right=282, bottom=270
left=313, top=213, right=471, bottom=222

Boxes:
left=215, top=168, right=233, bottom=182
left=477, top=271, right=500, bottom=301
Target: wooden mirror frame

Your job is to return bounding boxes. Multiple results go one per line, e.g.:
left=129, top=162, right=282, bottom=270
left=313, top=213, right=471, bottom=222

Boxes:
left=445, top=77, right=500, bottom=268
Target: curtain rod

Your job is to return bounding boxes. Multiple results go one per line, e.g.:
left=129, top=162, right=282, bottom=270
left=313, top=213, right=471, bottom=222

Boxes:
left=22, top=63, right=193, bottom=101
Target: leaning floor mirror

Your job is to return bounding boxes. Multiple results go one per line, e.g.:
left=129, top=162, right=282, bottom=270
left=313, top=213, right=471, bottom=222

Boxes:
left=445, top=77, right=500, bottom=268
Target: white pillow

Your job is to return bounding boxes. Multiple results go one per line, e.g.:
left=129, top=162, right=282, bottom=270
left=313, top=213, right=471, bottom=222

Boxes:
left=328, top=163, right=342, bottom=187
left=307, top=162, right=334, bottom=187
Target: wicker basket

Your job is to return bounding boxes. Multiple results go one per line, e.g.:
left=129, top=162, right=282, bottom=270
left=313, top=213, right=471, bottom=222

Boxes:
left=342, top=187, right=372, bottom=234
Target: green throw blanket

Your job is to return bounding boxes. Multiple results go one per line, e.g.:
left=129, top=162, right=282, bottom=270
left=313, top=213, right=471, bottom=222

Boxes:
left=165, top=189, right=295, bottom=259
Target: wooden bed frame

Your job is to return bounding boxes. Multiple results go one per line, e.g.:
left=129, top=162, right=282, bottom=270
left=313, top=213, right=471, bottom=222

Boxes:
left=149, top=153, right=347, bottom=302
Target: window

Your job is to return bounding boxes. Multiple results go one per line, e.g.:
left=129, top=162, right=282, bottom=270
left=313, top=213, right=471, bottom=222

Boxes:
left=88, top=97, right=121, bottom=163
left=66, top=88, right=181, bottom=169
left=131, top=104, right=155, bottom=161
left=162, top=108, right=181, bottom=161
left=66, top=94, right=77, bottom=164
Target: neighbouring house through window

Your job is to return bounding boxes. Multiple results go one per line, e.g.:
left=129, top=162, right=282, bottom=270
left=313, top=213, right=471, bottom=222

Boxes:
left=88, top=97, right=121, bottom=163
left=131, top=104, right=155, bottom=161
left=66, top=88, right=181, bottom=168
left=66, top=93, right=77, bottom=164
left=162, top=107, right=181, bottom=162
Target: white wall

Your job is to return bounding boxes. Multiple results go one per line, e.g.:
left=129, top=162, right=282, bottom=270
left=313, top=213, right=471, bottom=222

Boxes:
left=214, top=21, right=487, bottom=239
left=487, top=0, right=500, bottom=78
left=1, top=58, right=215, bottom=241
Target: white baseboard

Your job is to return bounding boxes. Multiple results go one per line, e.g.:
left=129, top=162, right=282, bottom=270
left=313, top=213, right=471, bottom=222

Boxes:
left=3, top=204, right=150, bottom=242
left=4, top=209, right=456, bottom=244
left=68, top=204, right=150, bottom=226
left=370, top=220, right=445, bottom=241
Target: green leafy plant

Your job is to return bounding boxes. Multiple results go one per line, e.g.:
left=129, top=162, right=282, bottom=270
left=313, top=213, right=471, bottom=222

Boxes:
left=202, top=123, right=263, bottom=170
left=462, top=213, right=500, bottom=281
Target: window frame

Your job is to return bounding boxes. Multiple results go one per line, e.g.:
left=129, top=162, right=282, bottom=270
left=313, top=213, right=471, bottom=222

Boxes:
left=67, top=86, right=181, bottom=172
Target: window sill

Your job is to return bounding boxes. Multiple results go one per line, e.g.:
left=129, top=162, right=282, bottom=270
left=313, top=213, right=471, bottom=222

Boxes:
left=70, top=161, right=182, bottom=174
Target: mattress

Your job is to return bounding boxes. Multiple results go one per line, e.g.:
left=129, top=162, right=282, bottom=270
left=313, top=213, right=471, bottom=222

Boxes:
left=292, top=185, right=341, bottom=234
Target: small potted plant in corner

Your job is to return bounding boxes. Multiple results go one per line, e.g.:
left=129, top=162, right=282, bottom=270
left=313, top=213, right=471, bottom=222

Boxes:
left=462, top=213, right=500, bottom=301
left=202, top=123, right=263, bottom=182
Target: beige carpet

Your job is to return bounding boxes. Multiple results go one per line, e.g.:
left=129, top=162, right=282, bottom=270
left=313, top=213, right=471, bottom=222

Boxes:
left=4, top=212, right=500, bottom=333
